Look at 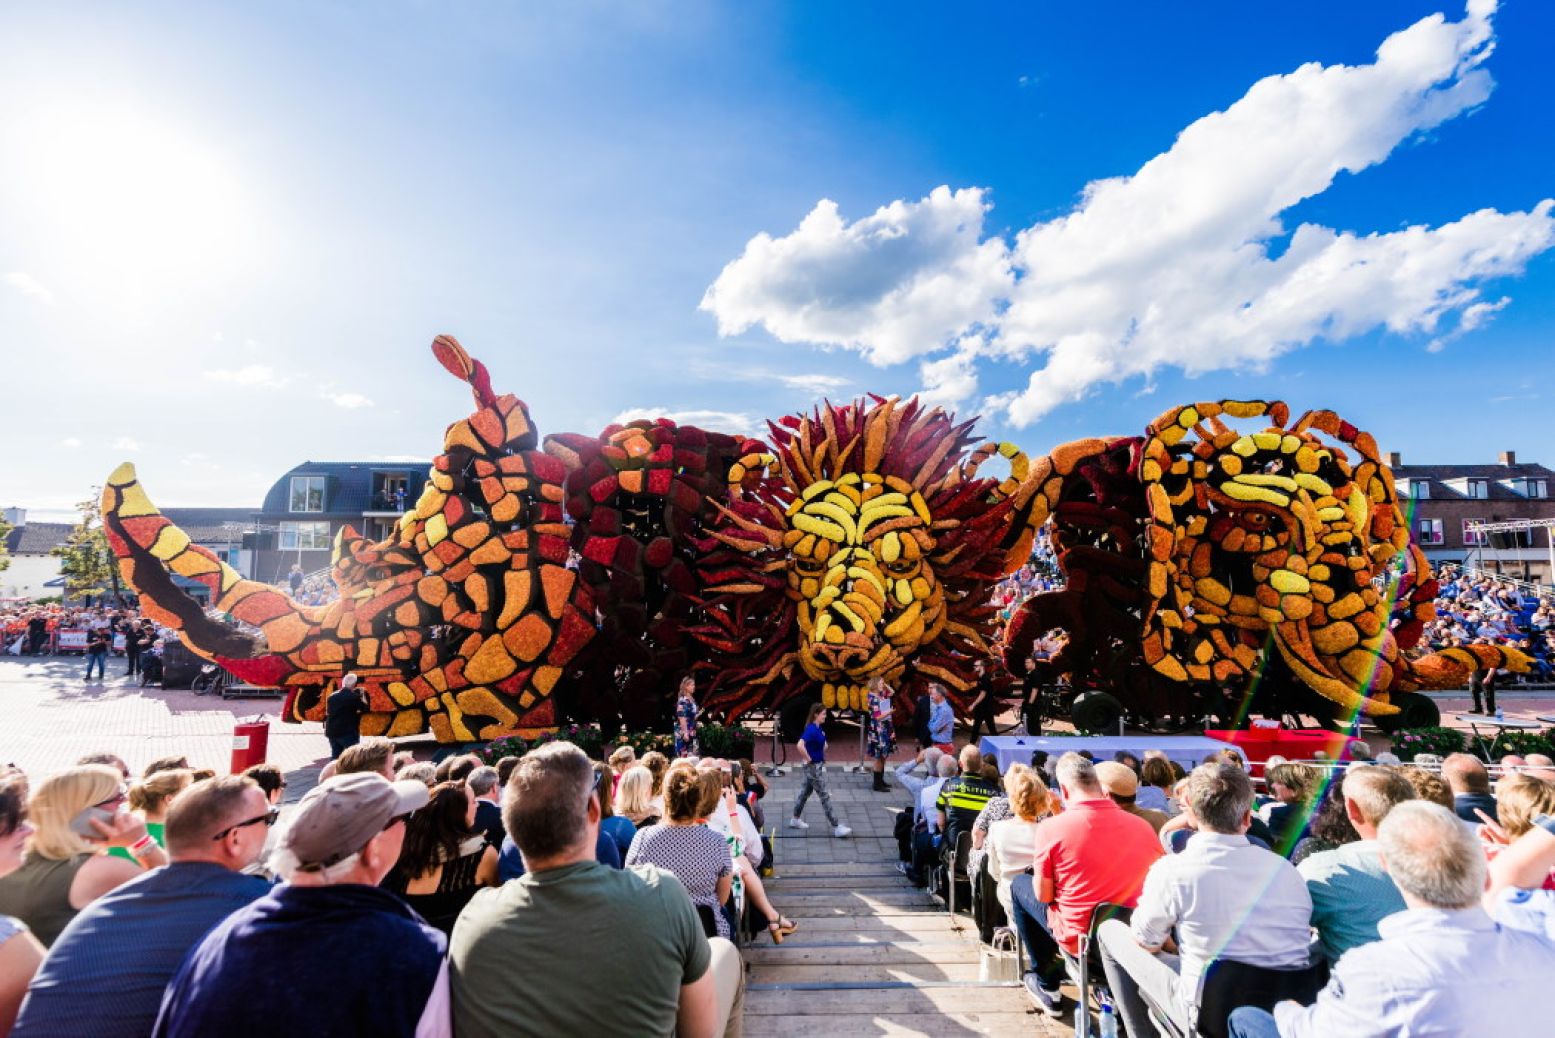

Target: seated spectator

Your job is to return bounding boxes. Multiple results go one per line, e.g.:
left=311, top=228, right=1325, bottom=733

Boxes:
left=14, top=776, right=272, bottom=1037
left=494, top=756, right=521, bottom=788
left=0, top=766, right=165, bottom=947
left=736, top=759, right=768, bottom=829
left=1101, top=762, right=1312, bottom=1037
left=892, top=747, right=944, bottom=805
left=936, top=746, right=1000, bottom=850
left=334, top=738, right=397, bottom=780
left=1228, top=801, right=1555, bottom=1038
left=640, top=751, right=670, bottom=817
left=1136, top=756, right=1174, bottom=814
left=1479, top=774, right=1555, bottom=888
left=434, top=753, right=480, bottom=785
left=1289, top=779, right=1361, bottom=866
left=396, top=761, right=437, bottom=786
left=1299, top=766, right=1415, bottom=962
left=1395, top=764, right=1454, bottom=809
left=240, top=763, right=285, bottom=806
left=1097, top=761, right=1169, bottom=834
left=593, top=762, right=639, bottom=862
left=903, top=755, right=959, bottom=885
left=983, top=765, right=1050, bottom=921
left=700, top=764, right=794, bottom=944
left=615, top=766, right=660, bottom=829
left=0, top=773, right=45, bottom=1035
left=383, top=781, right=499, bottom=936
left=153, top=773, right=440, bottom=1038
left=450, top=742, right=742, bottom=1037
left=141, top=756, right=188, bottom=778
left=1443, top=752, right=1498, bottom=824
left=1011, top=753, right=1162, bottom=1016
left=1258, top=762, right=1319, bottom=851
left=467, top=767, right=505, bottom=848
left=626, top=769, right=734, bottom=940
left=607, top=745, right=637, bottom=785
left=107, top=768, right=193, bottom=863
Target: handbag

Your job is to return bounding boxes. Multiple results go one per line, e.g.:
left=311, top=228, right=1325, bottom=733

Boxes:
left=979, top=927, right=1021, bottom=983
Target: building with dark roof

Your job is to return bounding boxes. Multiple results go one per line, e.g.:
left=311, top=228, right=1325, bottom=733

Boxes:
left=1390, top=450, right=1555, bottom=582
left=249, top=460, right=428, bottom=584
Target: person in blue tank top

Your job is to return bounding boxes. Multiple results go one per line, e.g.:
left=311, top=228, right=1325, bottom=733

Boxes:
left=788, top=704, right=852, bottom=838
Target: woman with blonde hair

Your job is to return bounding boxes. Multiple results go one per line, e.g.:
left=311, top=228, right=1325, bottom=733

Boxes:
left=0, top=765, right=165, bottom=946
left=616, top=766, right=660, bottom=829
left=982, top=765, right=1052, bottom=921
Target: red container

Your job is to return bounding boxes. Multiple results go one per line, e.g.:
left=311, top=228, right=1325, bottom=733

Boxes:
left=230, top=720, right=270, bottom=774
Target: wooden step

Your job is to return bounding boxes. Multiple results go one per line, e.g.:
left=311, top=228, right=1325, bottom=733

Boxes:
left=743, top=941, right=981, bottom=967
left=768, top=915, right=964, bottom=934
left=742, top=1010, right=1052, bottom=1037
left=764, top=875, right=918, bottom=890
left=766, top=862, right=906, bottom=877
left=744, top=983, right=1030, bottom=1016
left=747, top=961, right=986, bottom=984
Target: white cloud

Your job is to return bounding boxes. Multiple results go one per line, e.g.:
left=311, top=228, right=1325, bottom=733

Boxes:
left=701, top=185, right=1013, bottom=365
left=203, top=364, right=287, bottom=388
left=703, top=1, right=1555, bottom=426
left=59, top=436, right=82, bottom=448
left=776, top=372, right=851, bottom=397
left=112, top=436, right=141, bottom=451
left=2, top=271, right=54, bottom=304
left=327, top=392, right=373, bottom=409
left=610, top=406, right=764, bottom=438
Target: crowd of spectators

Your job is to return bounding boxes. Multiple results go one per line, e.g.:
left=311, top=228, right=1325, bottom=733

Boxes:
left=0, top=730, right=791, bottom=1037
left=1423, top=566, right=1555, bottom=688
left=903, top=743, right=1555, bottom=1035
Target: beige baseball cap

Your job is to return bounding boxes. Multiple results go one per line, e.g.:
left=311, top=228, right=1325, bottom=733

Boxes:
left=276, top=772, right=428, bottom=870
left=1095, top=761, right=1139, bottom=798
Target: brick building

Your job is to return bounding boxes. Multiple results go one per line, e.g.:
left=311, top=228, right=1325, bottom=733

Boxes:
left=1391, top=450, right=1555, bottom=583
left=248, top=461, right=428, bottom=584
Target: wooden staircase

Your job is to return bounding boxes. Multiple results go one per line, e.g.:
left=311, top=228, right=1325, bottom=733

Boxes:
left=743, top=860, right=1062, bottom=1036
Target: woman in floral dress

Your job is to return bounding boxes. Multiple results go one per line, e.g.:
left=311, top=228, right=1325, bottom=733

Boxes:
left=673, top=676, right=700, bottom=758
left=865, top=677, right=897, bottom=792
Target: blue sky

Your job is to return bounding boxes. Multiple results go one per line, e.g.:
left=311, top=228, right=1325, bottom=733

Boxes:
left=1, top=0, right=1551, bottom=519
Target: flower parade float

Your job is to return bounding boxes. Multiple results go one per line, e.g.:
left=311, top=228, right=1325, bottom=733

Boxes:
left=101, top=338, right=1525, bottom=742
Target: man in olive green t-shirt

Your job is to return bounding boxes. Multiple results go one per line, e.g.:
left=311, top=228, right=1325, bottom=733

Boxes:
left=448, top=743, right=743, bottom=1037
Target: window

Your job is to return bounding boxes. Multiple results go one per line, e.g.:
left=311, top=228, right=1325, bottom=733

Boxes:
left=289, top=475, right=326, bottom=513
left=1518, top=478, right=1548, bottom=499
left=1463, top=519, right=1487, bottom=546
left=1465, top=479, right=1488, bottom=499
left=1408, top=479, right=1430, bottom=500
left=278, top=521, right=331, bottom=550
left=1416, top=518, right=1444, bottom=545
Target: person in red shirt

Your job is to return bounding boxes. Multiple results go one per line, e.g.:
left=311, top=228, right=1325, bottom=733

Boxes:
left=1010, top=751, right=1162, bottom=1016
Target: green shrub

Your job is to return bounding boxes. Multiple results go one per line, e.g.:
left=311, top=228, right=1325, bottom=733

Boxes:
left=1489, top=729, right=1555, bottom=759
left=1390, top=727, right=1466, bottom=761
left=474, top=735, right=529, bottom=765
left=698, top=722, right=758, bottom=760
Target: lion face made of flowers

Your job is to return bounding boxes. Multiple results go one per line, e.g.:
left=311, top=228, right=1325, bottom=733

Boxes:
left=102, top=338, right=1037, bottom=741
left=1003, top=400, right=1530, bottom=729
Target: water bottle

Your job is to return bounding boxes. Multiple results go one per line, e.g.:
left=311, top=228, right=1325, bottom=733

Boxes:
left=1098, top=1003, right=1119, bottom=1038
left=1496, top=707, right=1505, bottom=722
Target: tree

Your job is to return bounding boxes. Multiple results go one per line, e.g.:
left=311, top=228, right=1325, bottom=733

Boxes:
left=52, top=491, right=122, bottom=604
left=0, top=514, right=11, bottom=575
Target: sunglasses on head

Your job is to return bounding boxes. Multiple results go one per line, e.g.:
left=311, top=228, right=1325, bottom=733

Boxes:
left=93, top=788, right=128, bottom=810
left=211, top=807, right=280, bottom=841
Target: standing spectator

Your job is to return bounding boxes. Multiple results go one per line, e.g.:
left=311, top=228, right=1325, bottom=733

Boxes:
left=673, top=677, right=700, bottom=758
left=1101, top=762, right=1312, bottom=1038
left=13, top=777, right=273, bottom=1038
left=1469, top=654, right=1499, bottom=715
left=467, top=767, right=505, bottom=848
left=912, top=688, right=933, bottom=750
left=964, top=660, right=1001, bottom=744
left=82, top=628, right=109, bottom=683
left=323, top=674, right=368, bottom=760
left=864, top=677, right=897, bottom=793
left=787, top=704, right=851, bottom=837
left=1228, top=802, right=1555, bottom=1038
left=1010, top=753, right=1162, bottom=1017
left=1299, top=767, right=1414, bottom=962
left=0, top=774, right=45, bottom=1036
left=450, top=742, right=741, bottom=1038
left=383, top=781, right=499, bottom=936
left=287, top=563, right=304, bottom=596
left=122, top=622, right=143, bottom=679
left=0, top=766, right=165, bottom=947
left=153, top=773, right=439, bottom=1038
left=927, top=685, right=956, bottom=754
left=1442, top=753, right=1498, bottom=824
left=627, top=770, right=734, bottom=939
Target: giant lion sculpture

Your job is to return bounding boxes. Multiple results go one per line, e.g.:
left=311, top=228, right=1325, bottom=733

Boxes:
left=103, top=339, right=1515, bottom=741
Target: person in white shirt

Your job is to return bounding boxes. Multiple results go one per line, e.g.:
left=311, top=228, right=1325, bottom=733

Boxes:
left=982, top=764, right=1050, bottom=921
left=1099, top=762, right=1312, bottom=1037
left=1229, top=801, right=1555, bottom=1038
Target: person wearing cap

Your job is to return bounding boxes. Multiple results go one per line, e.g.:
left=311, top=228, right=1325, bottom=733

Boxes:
left=14, top=777, right=272, bottom=1038
left=153, top=773, right=445, bottom=1038
left=1098, top=763, right=1311, bottom=1038
left=449, top=741, right=743, bottom=1038
left=1096, top=761, right=1170, bottom=835
left=324, top=673, right=369, bottom=760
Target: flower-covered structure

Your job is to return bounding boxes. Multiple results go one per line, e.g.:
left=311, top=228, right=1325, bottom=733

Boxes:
left=102, top=337, right=1037, bottom=741
left=1002, top=400, right=1531, bottom=731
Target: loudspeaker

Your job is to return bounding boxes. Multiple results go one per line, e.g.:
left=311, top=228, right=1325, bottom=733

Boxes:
left=159, top=642, right=202, bottom=689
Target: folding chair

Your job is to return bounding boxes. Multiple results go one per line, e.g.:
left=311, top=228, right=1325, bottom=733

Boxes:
left=945, top=831, right=974, bottom=917
left=1060, top=901, right=1132, bottom=1038
left=1149, top=958, right=1327, bottom=1038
